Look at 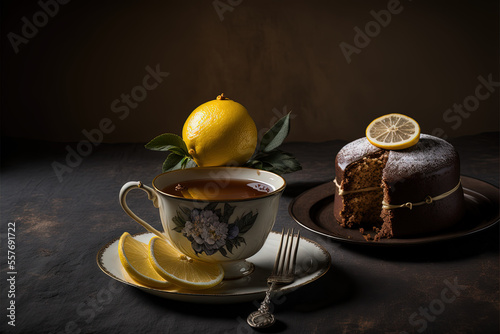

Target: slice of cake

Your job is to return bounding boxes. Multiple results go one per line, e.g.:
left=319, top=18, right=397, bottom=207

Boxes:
left=333, top=134, right=464, bottom=240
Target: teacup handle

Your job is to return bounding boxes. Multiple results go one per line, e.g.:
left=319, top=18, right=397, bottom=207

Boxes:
left=119, top=181, right=165, bottom=239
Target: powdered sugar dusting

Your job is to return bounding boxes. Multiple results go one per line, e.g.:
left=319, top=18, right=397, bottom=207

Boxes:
left=336, top=134, right=458, bottom=178
left=336, top=137, right=381, bottom=170
left=384, top=134, right=458, bottom=180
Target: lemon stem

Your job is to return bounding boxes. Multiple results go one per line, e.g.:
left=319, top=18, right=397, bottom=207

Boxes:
left=216, top=93, right=229, bottom=100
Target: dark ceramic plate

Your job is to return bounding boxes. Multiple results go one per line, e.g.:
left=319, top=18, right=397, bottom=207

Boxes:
left=289, top=176, right=499, bottom=246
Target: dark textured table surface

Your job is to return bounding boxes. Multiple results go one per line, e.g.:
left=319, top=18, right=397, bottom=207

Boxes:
left=1, top=132, right=499, bottom=334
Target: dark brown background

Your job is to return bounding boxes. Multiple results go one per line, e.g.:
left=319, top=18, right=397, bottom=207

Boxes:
left=1, top=0, right=498, bottom=143
left=0, top=2, right=498, bottom=333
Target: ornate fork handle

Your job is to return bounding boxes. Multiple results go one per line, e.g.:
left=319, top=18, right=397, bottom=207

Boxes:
left=247, top=229, right=300, bottom=328
left=247, top=281, right=277, bottom=328
left=260, top=281, right=277, bottom=312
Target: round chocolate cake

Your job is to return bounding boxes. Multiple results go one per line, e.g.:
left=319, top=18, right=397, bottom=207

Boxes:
left=333, top=134, right=464, bottom=240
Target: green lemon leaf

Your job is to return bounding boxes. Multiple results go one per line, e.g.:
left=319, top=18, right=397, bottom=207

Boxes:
left=244, top=149, right=301, bottom=175
left=145, top=133, right=188, bottom=154
left=162, top=153, right=184, bottom=172
left=244, top=159, right=263, bottom=170
left=169, top=147, right=189, bottom=157
left=259, top=113, right=291, bottom=153
left=181, top=157, right=197, bottom=169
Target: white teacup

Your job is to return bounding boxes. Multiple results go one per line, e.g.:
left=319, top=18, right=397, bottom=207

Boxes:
left=119, top=167, right=286, bottom=279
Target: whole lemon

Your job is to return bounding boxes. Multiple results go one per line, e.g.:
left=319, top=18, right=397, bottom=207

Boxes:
left=182, top=94, right=258, bottom=167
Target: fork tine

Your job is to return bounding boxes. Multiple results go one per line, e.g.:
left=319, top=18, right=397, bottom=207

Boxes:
left=289, top=230, right=300, bottom=275
left=271, top=229, right=285, bottom=276
left=283, top=228, right=294, bottom=275
left=278, top=229, right=291, bottom=276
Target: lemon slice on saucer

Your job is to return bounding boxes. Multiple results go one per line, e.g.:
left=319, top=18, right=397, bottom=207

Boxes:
left=149, top=236, right=224, bottom=290
left=118, top=232, right=171, bottom=289
left=366, top=113, right=420, bottom=150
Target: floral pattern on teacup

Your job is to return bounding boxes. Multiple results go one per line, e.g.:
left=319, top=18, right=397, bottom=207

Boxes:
left=171, top=202, right=258, bottom=256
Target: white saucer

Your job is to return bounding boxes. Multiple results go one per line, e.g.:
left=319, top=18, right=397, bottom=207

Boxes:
left=97, top=231, right=331, bottom=304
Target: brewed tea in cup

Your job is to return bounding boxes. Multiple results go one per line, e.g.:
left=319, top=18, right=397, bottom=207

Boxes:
left=119, top=167, right=286, bottom=279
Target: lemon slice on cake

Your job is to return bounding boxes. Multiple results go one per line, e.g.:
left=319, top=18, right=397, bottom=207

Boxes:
left=149, top=236, right=224, bottom=290
left=366, top=114, right=420, bottom=150
left=118, top=232, right=171, bottom=289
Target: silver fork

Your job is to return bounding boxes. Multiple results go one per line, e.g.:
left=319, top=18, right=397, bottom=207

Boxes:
left=247, top=229, right=300, bottom=328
